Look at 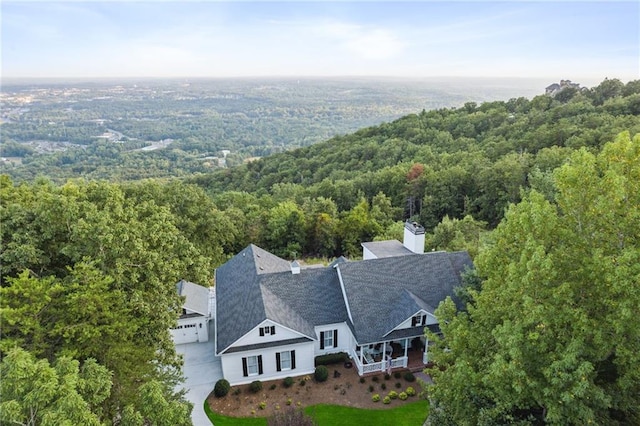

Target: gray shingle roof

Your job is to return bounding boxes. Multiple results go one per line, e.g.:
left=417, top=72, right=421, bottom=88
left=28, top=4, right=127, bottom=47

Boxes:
left=261, top=267, right=348, bottom=331
left=177, top=280, right=210, bottom=316
left=216, top=244, right=471, bottom=353
left=215, top=245, right=348, bottom=354
left=362, top=240, right=414, bottom=258
left=337, top=251, right=472, bottom=344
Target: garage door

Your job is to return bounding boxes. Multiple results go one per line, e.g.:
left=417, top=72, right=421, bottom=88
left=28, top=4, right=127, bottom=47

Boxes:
left=172, top=323, right=199, bottom=344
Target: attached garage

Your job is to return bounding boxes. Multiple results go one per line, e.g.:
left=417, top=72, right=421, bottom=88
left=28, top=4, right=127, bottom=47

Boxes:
left=171, top=280, right=212, bottom=344
left=172, top=316, right=207, bottom=344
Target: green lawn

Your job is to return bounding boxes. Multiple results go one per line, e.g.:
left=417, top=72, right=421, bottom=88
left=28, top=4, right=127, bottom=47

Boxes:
left=204, top=400, right=429, bottom=426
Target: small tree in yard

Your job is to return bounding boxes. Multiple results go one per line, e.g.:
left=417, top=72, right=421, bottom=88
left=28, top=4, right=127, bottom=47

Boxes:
left=268, top=407, right=316, bottom=426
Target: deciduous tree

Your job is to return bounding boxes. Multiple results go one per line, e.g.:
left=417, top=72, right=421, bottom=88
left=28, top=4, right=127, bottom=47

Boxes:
left=427, top=132, right=640, bottom=425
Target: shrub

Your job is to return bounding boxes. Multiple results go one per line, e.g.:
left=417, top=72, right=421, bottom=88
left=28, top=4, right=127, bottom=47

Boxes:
left=213, top=379, right=231, bottom=398
left=384, top=373, right=391, bottom=380
left=314, top=365, right=329, bottom=382
left=372, top=375, right=379, bottom=382
left=399, top=391, right=408, bottom=400
left=383, top=396, right=391, bottom=404
left=372, top=393, right=381, bottom=402
left=394, top=371, right=402, bottom=379
left=395, top=382, right=402, bottom=389
left=359, top=377, right=366, bottom=384
left=406, top=386, right=416, bottom=396
left=268, top=407, right=316, bottom=426
left=233, top=388, right=241, bottom=396
left=404, top=372, right=416, bottom=382
left=368, top=385, right=374, bottom=393
left=259, top=401, right=267, bottom=410
left=270, top=384, right=277, bottom=390
left=249, top=380, right=263, bottom=393
left=381, top=383, right=386, bottom=390
left=283, top=377, right=294, bottom=388
left=299, top=379, right=306, bottom=386
left=388, top=390, right=398, bottom=400
left=314, top=352, right=348, bottom=366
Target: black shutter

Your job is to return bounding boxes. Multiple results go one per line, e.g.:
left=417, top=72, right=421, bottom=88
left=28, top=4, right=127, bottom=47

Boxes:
left=291, top=351, right=296, bottom=370
left=242, top=357, right=248, bottom=377
left=258, top=355, right=263, bottom=375
left=422, top=315, right=426, bottom=326
left=320, top=331, right=325, bottom=349
left=259, top=327, right=264, bottom=336
left=271, top=326, right=276, bottom=335
left=276, top=352, right=281, bottom=372
left=334, top=329, right=338, bottom=347
left=411, top=316, right=417, bottom=326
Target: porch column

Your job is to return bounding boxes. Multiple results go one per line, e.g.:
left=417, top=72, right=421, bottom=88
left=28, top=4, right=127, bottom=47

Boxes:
left=403, top=338, right=408, bottom=358
left=424, top=335, right=429, bottom=364
left=358, top=346, right=363, bottom=365
left=382, top=341, right=387, bottom=372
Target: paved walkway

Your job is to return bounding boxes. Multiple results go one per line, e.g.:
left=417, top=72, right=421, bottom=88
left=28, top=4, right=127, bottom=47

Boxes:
left=414, top=371, right=433, bottom=385
left=175, top=323, right=222, bottom=426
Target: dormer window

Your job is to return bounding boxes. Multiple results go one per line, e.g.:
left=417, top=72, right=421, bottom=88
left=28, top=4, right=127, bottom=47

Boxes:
left=259, top=326, right=276, bottom=336
left=411, top=314, right=427, bottom=327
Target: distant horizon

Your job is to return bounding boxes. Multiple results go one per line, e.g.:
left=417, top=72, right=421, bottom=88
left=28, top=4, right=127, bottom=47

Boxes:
left=0, top=75, right=615, bottom=89
left=2, top=2, right=638, bottom=82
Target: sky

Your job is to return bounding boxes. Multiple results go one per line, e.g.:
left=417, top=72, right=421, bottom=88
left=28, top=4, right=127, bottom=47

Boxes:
left=2, top=1, right=639, bottom=82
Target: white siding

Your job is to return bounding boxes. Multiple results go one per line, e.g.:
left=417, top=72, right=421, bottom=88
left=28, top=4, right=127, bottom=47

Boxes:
left=220, top=341, right=315, bottom=386
left=313, top=322, right=353, bottom=356
left=394, top=311, right=438, bottom=331
left=362, top=246, right=377, bottom=260
left=231, top=320, right=306, bottom=348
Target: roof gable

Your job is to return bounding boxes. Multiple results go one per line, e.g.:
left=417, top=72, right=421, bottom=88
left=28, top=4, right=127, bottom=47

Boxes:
left=337, top=251, right=472, bottom=343
left=215, top=245, right=348, bottom=354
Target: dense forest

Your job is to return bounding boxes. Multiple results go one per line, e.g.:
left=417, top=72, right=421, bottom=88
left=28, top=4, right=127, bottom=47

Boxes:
left=1, top=78, right=639, bottom=425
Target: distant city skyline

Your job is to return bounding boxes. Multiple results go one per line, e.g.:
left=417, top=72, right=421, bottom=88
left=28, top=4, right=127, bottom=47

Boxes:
left=2, top=1, right=638, bottom=84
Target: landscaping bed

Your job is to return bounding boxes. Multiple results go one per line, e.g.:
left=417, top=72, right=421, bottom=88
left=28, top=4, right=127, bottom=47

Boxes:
left=207, top=363, right=422, bottom=418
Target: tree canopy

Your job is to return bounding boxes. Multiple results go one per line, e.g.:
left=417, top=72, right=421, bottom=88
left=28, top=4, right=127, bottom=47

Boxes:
left=0, top=178, right=204, bottom=424
left=426, top=132, right=640, bottom=425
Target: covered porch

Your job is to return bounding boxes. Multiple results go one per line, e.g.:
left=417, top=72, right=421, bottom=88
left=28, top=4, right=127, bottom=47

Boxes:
left=350, top=335, right=431, bottom=376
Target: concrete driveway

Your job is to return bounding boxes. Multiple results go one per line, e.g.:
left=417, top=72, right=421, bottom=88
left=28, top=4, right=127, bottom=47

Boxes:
left=175, top=323, right=222, bottom=426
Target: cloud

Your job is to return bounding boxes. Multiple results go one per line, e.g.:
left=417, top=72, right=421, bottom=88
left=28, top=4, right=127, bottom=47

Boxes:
left=312, top=21, right=405, bottom=60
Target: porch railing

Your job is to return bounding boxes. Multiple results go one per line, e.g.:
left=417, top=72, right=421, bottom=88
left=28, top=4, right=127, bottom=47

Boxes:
left=362, top=361, right=384, bottom=374
left=351, top=352, right=408, bottom=375
left=390, top=356, right=408, bottom=369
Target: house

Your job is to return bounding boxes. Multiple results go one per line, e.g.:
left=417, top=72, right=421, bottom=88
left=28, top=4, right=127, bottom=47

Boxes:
left=214, top=222, right=473, bottom=385
left=171, top=280, right=213, bottom=344
left=545, top=79, right=581, bottom=96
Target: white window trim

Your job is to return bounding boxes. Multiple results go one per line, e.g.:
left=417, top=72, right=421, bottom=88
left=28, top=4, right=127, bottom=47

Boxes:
left=280, top=351, right=292, bottom=371
left=324, top=331, right=334, bottom=348
left=247, top=355, right=259, bottom=376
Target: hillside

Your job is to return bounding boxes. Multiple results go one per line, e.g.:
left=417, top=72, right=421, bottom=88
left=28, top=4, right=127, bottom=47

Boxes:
left=193, top=78, right=640, bottom=229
